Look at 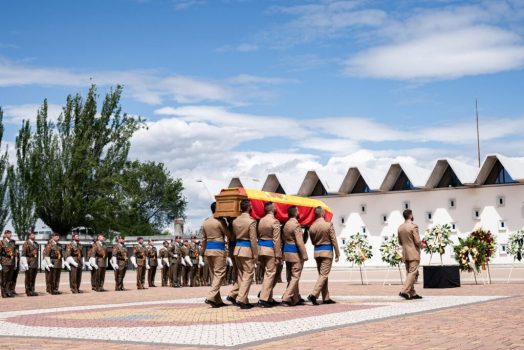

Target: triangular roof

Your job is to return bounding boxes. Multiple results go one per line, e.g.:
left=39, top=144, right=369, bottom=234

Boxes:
left=426, top=159, right=478, bottom=188
left=476, top=154, right=524, bottom=184
left=261, top=174, right=286, bottom=194
left=227, top=177, right=262, bottom=190
left=339, top=166, right=384, bottom=193
left=297, top=170, right=336, bottom=197
left=380, top=163, right=431, bottom=191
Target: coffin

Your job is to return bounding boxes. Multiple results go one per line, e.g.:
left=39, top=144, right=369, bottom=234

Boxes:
left=214, top=188, right=333, bottom=226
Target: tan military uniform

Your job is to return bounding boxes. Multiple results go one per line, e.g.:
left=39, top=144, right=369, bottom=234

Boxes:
left=112, top=243, right=128, bottom=291
left=134, top=243, right=147, bottom=289
left=0, top=238, right=16, bottom=297
left=398, top=221, right=421, bottom=297
left=230, top=212, right=258, bottom=304
left=257, top=213, right=282, bottom=302
left=65, top=241, right=84, bottom=293
left=308, top=217, right=340, bottom=301
left=43, top=240, right=63, bottom=294
left=21, top=239, right=39, bottom=296
left=8, top=241, right=20, bottom=294
left=180, top=244, right=191, bottom=287
left=202, top=215, right=230, bottom=304
left=282, top=218, right=307, bottom=305
left=147, top=245, right=158, bottom=287
left=168, top=242, right=180, bottom=287
left=159, top=246, right=169, bottom=286
left=189, top=242, right=200, bottom=287
left=93, top=241, right=107, bottom=291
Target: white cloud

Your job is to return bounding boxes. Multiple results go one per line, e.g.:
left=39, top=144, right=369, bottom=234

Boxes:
left=0, top=57, right=293, bottom=106
left=345, top=3, right=524, bottom=80
left=2, top=103, right=63, bottom=124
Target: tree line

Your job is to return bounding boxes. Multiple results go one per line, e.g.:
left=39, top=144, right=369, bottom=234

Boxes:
left=0, top=85, right=186, bottom=240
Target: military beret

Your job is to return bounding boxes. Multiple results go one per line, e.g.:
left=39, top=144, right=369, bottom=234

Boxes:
left=137, top=236, right=144, bottom=240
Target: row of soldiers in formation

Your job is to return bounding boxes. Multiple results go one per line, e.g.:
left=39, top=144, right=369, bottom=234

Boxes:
left=201, top=200, right=340, bottom=308
left=0, top=227, right=287, bottom=298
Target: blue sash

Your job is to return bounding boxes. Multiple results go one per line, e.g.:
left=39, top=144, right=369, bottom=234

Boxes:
left=206, top=241, right=225, bottom=250
left=314, top=244, right=333, bottom=251
left=258, top=240, right=274, bottom=249
left=236, top=240, right=251, bottom=248
left=283, top=244, right=298, bottom=253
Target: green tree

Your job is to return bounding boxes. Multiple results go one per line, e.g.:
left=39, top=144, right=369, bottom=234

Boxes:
left=8, top=121, right=36, bottom=240
left=0, top=108, right=9, bottom=232
left=20, top=85, right=143, bottom=236
left=115, top=160, right=186, bottom=236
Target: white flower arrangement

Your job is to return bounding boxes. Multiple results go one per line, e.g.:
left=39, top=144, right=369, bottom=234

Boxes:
left=380, top=233, right=402, bottom=267
left=423, top=224, right=453, bottom=265
left=508, top=228, right=524, bottom=262
left=343, top=232, right=373, bottom=266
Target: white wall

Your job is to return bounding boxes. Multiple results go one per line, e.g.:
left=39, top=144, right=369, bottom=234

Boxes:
left=304, top=183, right=524, bottom=267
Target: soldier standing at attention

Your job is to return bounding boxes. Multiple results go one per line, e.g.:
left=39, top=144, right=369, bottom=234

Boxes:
left=257, top=202, right=282, bottom=308
left=8, top=239, right=20, bottom=295
left=189, top=236, right=200, bottom=287
left=159, top=240, right=170, bottom=287
left=202, top=202, right=230, bottom=308
left=43, top=237, right=53, bottom=293
left=132, top=237, right=148, bottom=289
left=228, top=199, right=258, bottom=309
left=65, top=232, right=84, bottom=294
left=93, top=234, right=108, bottom=292
left=0, top=230, right=16, bottom=298
left=307, top=207, right=339, bottom=305
left=282, top=206, right=308, bottom=306
left=168, top=238, right=179, bottom=287
left=147, top=239, right=158, bottom=287
left=180, top=240, right=192, bottom=287
left=20, top=230, right=39, bottom=296
left=87, top=239, right=97, bottom=291
left=43, top=232, right=63, bottom=295
left=111, top=235, right=128, bottom=291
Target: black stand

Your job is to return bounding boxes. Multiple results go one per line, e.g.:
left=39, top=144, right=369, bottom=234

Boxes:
left=423, top=265, right=460, bottom=288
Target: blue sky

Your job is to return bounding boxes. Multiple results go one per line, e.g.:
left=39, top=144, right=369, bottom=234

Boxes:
left=1, top=0, right=524, bottom=228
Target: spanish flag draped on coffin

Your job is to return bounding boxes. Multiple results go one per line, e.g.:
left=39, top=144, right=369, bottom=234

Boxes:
left=214, top=188, right=333, bottom=227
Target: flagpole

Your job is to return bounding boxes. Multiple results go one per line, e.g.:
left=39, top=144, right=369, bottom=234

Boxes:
left=476, top=99, right=481, bottom=167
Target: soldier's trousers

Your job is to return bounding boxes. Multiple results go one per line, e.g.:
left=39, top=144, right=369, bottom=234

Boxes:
left=136, top=265, right=146, bottom=288
left=190, top=264, right=199, bottom=287
left=169, top=263, right=178, bottom=286
left=282, top=261, right=303, bottom=305
left=90, top=268, right=97, bottom=290
left=1, top=264, right=13, bottom=296
left=311, top=257, right=333, bottom=300
left=206, top=255, right=226, bottom=304
left=25, top=268, right=38, bottom=295
left=114, top=266, right=127, bottom=290
left=148, top=265, right=157, bottom=286
left=161, top=265, right=169, bottom=286
left=234, top=256, right=255, bottom=304
left=45, top=268, right=52, bottom=293
left=70, top=265, right=82, bottom=292
left=276, top=263, right=284, bottom=283
left=95, top=267, right=106, bottom=291
left=50, top=267, right=61, bottom=293
left=8, top=267, right=19, bottom=293
left=259, top=255, right=278, bottom=302
left=401, top=260, right=420, bottom=296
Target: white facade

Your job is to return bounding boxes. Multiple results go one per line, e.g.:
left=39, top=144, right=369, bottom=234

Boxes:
left=230, top=154, right=524, bottom=267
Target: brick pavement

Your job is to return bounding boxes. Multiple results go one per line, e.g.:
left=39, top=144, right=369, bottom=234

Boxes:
left=1, top=269, right=523, bottom=349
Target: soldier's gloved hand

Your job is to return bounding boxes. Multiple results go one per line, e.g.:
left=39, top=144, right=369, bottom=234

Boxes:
left=162, top=257, right=169, bottom=266
left=42, top=258, right=50, bottom=271
left=89, top=257, right=98, bottom=270
left=146, top=263, right=150, bottom=270
left=86, top=262, right=93, bottom=271
left=198, top=256, right=205, bottom=267
left=184, top=255, right=193, bottom=267
left=110, top=257, right=118, bottom=270
left=227, top=257, right=233, bottom=266
left=180, top=257, right=186, bottom=266
left=157, top=258, right=162, bottom=266
left=20, top=256, right=29, bottom=271
left=63, top=258, right=71, bottom=271
left=66, top=256, right=78, bottom=268
left=0, top=264, right=2, bottom=271
left=130, top=256, right=138, bottom=268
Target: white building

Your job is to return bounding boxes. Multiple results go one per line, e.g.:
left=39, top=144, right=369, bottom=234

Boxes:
left=228, top=154, right=524, bottom=267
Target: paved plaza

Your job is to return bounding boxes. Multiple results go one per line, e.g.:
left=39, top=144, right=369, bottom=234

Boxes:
left=1, top=267, right=524, bottom=349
